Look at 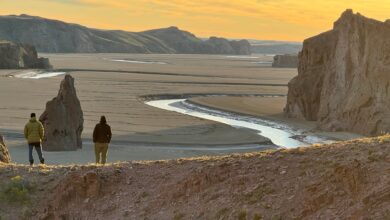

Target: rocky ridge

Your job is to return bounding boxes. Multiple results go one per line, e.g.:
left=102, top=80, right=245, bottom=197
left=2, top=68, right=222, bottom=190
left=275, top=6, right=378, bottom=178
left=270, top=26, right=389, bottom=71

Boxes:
left=39, top=74, right=83, bottom=151
left=285, top=10, right=390, bottom=135
left=0, top=15, right=251, bottom=55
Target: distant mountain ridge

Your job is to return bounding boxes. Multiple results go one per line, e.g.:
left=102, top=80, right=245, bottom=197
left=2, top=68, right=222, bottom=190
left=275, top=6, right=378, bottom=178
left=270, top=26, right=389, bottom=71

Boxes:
left=0, top=14, right=251, bottom=54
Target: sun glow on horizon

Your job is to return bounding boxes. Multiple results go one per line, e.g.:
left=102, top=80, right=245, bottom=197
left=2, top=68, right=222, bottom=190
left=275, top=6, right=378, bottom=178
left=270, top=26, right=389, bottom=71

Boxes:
left=0, top=0, right=389, bottom=41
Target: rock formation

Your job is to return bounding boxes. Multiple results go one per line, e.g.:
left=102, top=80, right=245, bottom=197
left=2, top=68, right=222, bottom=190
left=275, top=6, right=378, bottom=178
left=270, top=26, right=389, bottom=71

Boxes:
left=0, top=41, right=51, bottom=69
left=40, top=75, right=83, bottom=151
left=0, top=134, right=11, bottom=163
left=285, top=9, right=390, bottom=135
left=272, top=54, right=298, bottom=68
left=0, top=15, right=251, bottom=55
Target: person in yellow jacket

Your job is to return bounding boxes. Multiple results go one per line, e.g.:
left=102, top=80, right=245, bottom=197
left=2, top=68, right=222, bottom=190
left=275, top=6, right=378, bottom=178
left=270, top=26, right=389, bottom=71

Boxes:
left=24, top=113, right=45, bottom=165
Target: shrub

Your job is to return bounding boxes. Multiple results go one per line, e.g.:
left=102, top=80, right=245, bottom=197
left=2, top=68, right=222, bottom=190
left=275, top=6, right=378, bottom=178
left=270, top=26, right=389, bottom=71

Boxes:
left=0, top=176, right=34, bottom=204
left=174, top=212, right=185, bottom=220
left=215, top=207, right=229, bottom=219
left=238, top=210, right=247, bottom=220
left=244, top=183, right=275, bottom=204
left=253, top=213, right=262, bottom=220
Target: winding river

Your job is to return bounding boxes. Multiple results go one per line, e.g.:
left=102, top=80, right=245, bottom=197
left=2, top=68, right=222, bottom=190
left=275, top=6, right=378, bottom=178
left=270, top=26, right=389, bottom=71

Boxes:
left=146, top=99, right=333, bottom=149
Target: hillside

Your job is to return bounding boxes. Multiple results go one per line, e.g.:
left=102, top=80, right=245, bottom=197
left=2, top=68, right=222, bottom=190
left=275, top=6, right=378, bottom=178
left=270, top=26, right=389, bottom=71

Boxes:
left=248, top=40, right=302, bottom=54
left=0, top=136, right=389, bottom=219
left=0, top=14, right=250, bottom=54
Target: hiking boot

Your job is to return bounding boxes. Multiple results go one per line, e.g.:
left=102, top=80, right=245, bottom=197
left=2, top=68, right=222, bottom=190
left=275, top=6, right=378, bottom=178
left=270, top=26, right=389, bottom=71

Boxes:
left=40, top=159, right=45, bottom=164
left=29, top=160, right=34, bottom=166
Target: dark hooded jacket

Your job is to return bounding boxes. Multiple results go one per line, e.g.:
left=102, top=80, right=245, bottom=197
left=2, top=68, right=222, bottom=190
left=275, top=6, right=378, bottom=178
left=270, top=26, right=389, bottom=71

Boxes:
left=93, top=119, right=112, bottom=143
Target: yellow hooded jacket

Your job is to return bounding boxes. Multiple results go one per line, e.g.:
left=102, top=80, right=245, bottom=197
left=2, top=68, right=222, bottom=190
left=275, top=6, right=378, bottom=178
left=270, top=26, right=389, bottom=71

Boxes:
left=24, top=117, right=44, bottom=144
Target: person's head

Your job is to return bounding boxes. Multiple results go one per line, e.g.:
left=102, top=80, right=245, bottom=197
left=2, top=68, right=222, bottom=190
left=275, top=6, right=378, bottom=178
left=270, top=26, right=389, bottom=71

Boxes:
left=100, top=115, right=107, bottom=124
left=30, top=113, right=36, bottom=118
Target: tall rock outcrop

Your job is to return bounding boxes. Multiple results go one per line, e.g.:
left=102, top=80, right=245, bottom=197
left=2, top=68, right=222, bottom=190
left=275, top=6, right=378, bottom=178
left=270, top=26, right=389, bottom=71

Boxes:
left=40, top=75, right=83, bottom=151
left=272, top=54, right=298, bottom=68
left=0, top=41, right=51, bottom=69
left=0, top=135, right=11, bottom=163
left=285, top=9, right=390, bottom=135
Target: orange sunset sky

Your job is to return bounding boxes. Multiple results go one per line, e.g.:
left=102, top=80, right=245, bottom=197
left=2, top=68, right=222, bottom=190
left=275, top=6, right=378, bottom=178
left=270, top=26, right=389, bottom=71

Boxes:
left=1, top=0, right=389, bottom=41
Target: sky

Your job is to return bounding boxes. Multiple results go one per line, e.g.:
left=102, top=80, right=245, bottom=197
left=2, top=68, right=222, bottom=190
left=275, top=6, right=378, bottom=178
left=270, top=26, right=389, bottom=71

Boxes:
left=0, top=0, right=389, bottom=41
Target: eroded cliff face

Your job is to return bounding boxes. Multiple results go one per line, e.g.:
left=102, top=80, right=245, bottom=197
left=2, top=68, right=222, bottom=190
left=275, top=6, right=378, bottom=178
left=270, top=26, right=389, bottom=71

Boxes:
left=40, top=75, right=83, bottom=151
left=0, top=135, right=11, bottom=163
left=285, top=9, right=390, bottom=135
left=0, top=41, right=51, bottom=69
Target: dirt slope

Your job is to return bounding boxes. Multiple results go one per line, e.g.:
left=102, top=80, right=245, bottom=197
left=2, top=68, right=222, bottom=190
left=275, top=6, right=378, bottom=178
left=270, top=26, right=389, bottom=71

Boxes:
left=0, top=136, right=389, bottom=219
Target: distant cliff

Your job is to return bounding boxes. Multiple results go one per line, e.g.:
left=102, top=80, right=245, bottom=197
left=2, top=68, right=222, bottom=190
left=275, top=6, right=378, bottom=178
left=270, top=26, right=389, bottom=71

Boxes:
left=0, top=41, right=51, bottom=69
left=251, top=42, right=302, bottom=55
left=285, top=10, right=390, bottom=135
left=0, top=15, right=251, bottom=55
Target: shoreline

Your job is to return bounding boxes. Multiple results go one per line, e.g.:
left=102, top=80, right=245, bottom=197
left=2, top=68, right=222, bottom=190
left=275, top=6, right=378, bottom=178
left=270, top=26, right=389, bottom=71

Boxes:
left=8, top=141, right=276, bottom=165
left=146, top=98, right=340, bottom=148
left=187, top=98, right=284, bottom=120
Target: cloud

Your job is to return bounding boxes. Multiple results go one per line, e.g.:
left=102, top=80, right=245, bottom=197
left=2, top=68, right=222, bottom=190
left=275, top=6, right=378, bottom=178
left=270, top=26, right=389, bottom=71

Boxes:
left=32, top=0, right=111, bottom=7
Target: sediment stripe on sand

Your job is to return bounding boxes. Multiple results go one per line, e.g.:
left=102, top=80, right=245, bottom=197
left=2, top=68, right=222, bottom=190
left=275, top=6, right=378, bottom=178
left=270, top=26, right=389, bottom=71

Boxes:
left=54, top=68, right=288, bottom=86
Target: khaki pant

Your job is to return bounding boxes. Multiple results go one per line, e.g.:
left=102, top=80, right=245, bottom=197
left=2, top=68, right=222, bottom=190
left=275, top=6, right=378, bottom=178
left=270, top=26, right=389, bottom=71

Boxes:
left=94, top=143, right=109, bottom=164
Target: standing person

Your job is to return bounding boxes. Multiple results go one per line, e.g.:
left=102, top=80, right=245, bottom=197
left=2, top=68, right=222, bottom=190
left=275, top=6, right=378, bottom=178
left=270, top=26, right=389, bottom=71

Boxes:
left=24, top=113, right=45, bottom=165
left=93, top=116, right=112, bottom=165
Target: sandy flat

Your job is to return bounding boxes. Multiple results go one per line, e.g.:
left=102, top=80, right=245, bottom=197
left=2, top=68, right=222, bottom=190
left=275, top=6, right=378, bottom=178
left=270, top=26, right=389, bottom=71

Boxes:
left=189, top=96, right=363, bottom=141
left=190, top=96, right=287, bottom=117
left=0, top=53, right=298, bottom=164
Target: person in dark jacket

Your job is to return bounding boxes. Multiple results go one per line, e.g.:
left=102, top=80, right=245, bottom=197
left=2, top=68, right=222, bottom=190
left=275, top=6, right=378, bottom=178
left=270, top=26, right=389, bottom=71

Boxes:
left=93, top=116, right=112, bottom=164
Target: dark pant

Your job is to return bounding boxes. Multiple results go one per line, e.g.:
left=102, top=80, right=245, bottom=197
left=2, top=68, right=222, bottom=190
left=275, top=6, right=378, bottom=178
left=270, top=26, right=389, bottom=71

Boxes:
left=29, top=143, right=44, bottom=164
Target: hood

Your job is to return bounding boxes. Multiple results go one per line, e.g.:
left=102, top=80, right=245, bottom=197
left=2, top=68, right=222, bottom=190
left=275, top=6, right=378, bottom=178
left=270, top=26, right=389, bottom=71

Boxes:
left=30, top=117, right=37, bottom=122
left=100, top=116, right=107, bottom=124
